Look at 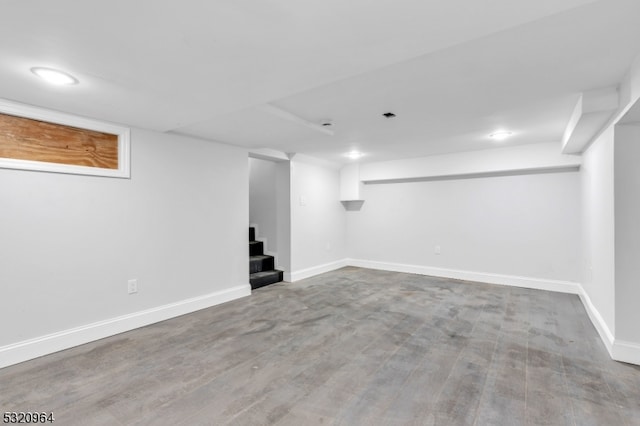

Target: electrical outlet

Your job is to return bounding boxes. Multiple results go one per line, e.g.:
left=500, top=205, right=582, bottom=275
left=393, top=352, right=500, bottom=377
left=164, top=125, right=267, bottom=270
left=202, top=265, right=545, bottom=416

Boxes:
left=128, top=279, right=138, bottom=294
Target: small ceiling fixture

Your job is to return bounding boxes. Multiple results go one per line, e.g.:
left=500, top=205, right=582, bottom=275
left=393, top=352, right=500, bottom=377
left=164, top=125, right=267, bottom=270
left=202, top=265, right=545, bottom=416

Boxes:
left=321, top=121, right=333, bottom=127
left=489, top=130, right=513, bottom=141
left=382, top=112, right=396, bottom=118
left=30, top=67, right=78, bottom=85
left=346, top=151, right=363, bottom=160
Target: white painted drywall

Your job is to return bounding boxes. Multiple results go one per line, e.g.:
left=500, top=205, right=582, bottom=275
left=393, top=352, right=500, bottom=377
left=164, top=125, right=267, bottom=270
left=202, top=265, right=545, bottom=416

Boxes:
left=614, top=124, right=640, bottom=343
left=249, top=157, right=278, bottom=253
left=360, top=142, right=581, bottom=182
left=580, top=126, right=616, bottom=336
left=618, top=54, right=640, bottom=114
left=290, top=156, right=347, bottom=273
left=578, top=53, right=640, bottom=353
left=0, top=127, right=249, bottom=347
left=276, top=161, right=292, bottom=272
left=340, top=164, right=363, bottom=201
left=347, top=170, right=581, bottom=283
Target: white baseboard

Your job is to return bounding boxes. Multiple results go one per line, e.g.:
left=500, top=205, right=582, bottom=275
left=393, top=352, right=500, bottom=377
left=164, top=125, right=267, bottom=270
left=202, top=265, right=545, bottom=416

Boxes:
left=0, top=284, right=251, bottom=369
left=612, top=340, right=640, bottom=366
left=576, top=285, right=615, bottom=357
left=348, top=258, right=640, bottom=366
left=578, top=288, right=640, bottom=365
left=285, top=259, right=349, bottom=282
left=347, top=259, right=581, bottom=294
left=5, top=259, right=638, bottom=368
left=284, top=257, right=580, bottom=294
left=577, top=287, right=640, bottom=365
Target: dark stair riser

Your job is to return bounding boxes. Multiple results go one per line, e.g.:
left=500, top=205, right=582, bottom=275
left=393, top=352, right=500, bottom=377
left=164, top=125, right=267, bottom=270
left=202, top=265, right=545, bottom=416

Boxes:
left=250, top=270, right=284, bottom=290
left=250, top=255, right=275, bottom=274
left=249, top=240, right=264, bottom=256
left=249, top=227, right=283, bottom=289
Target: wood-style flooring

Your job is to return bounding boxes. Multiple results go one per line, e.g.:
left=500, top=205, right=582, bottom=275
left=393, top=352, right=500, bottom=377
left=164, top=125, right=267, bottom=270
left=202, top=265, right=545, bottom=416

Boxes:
left=2, top=267, right=640, bottom=425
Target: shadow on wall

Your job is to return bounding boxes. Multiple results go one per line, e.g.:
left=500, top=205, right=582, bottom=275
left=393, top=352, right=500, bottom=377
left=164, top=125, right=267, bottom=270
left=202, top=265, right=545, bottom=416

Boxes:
left=341, top=200, right=364, bottom=211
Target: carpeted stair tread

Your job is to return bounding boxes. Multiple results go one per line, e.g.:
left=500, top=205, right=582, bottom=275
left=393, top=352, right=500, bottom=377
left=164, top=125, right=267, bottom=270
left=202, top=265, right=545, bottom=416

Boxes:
left=248, top=227, right=283, bottom=289
left=250, top=270, right=284, bottom=289
left=249, top=240, right=264, bottom=256
left=250, top=255, right=275, bottom=273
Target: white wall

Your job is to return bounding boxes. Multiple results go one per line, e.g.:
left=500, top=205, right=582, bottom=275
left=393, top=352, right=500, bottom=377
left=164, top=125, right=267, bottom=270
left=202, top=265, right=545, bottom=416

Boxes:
left=289, top=156, right=347, bottom=279
left=276, top=161, right=292, bottom=272
left=340, top=164, right=363, bottom=200
left=347, top=170, right=581, bottom=285
left=581, top=126, right=616, bottom=337
left=360, top=142, right=580, bottom=182
left=0, top=127, right=249, bottom=365
left=579, top=53, right=640, bottom=363
left=614, top=124, right=640, bottom=344
left=249, top=157, right=278, bottom=252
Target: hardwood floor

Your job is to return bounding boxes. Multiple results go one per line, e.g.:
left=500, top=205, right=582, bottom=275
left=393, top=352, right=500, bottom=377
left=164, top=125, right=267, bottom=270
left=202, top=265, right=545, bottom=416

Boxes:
left=2, top=267, right=639, bottom=425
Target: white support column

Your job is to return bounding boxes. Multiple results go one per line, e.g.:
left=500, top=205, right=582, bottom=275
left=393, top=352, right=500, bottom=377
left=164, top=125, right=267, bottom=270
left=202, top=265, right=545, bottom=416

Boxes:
left=340, top=163, right=363, bottom=201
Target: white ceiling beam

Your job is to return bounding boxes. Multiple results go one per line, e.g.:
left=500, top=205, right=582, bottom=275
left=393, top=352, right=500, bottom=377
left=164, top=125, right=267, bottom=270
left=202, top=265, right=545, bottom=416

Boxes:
left=562, top=94, right=583, bottom=150
left=562, top=86, right=619, bottom=154
left=619, top=98, right=640, bottom=125
left=248, top=148, right=290, bottom=162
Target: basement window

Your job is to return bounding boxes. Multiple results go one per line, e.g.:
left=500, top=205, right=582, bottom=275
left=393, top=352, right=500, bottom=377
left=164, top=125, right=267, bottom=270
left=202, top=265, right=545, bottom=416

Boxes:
left=0, top=99, right=130, bottom=178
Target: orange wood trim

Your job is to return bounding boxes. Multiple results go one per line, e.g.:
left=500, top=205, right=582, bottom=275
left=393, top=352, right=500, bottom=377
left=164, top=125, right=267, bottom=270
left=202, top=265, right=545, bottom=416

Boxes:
left=0, top=112, right=119, bottom=169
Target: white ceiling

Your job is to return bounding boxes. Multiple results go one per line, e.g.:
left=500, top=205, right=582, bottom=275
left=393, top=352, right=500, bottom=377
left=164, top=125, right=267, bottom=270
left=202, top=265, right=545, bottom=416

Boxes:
left=1, top=0, right=639, bottom=164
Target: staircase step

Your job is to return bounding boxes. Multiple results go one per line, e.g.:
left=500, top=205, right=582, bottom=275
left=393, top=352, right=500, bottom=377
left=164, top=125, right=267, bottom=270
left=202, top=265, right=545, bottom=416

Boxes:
left=250, top=255, right=275, bottom=274
left=248, top=227, right=282, bottom=290
left=250, top=270, right=284, bottom=290
left=249, top=240, right=263, bottom=256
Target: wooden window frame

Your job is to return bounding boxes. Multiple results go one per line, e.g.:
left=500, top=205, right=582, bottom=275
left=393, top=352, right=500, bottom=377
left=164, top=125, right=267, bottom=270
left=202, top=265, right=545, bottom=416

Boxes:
left=0, top=99, right=130, bottom=178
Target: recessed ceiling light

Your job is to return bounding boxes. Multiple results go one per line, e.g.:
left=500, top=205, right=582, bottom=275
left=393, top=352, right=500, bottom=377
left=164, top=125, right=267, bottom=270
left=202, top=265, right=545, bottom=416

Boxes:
left=30, top=67, right=79, bottom=85
left=489, top=130, right=513, bottom=141
left=346, top=151, right=363, bottom=160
